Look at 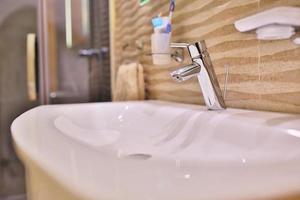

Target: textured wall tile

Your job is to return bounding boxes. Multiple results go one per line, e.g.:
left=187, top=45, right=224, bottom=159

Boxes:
left=113, top=0, right=300, bottom=113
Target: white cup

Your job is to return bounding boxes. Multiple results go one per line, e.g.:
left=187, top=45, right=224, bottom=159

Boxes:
left=151, top=33, right=171, bottom=65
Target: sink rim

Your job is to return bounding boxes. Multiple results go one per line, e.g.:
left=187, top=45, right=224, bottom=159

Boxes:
left=11, top=100, right=300, bottom=166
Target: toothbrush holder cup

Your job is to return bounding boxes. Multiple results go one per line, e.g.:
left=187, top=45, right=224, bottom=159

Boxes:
left=151, top=32, right=172, bottom=65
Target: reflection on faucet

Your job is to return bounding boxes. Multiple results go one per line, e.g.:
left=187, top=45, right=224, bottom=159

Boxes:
left=170, top=41, right=226, bottom=110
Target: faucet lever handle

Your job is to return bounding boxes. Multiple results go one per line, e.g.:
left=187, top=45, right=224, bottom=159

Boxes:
left=170, top=43, right=189, bottom=48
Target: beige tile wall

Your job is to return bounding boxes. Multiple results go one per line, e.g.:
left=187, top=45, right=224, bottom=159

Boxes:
left=112, top=0, right=300, bottom=114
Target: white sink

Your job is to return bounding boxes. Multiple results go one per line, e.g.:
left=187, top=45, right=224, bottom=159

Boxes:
left=11, top=101, right=300, bottom=200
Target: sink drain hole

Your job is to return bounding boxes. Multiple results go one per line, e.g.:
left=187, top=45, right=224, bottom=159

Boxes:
left=125, top=153, right=152, bottom=160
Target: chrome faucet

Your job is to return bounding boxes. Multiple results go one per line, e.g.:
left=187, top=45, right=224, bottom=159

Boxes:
left=170, top=41, right=226, bottom=110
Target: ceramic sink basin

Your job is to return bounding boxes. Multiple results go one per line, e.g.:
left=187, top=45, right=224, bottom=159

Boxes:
left=11, top=101, right=300, bottom=200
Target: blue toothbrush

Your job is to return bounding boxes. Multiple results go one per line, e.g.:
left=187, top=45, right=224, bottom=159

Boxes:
left=152, top=17, right=163, bottom=28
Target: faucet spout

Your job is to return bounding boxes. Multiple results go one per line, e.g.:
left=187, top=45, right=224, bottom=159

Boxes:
left=170, top=41, right=226, bottom=110
left=170, top=62, right=200, bottom=82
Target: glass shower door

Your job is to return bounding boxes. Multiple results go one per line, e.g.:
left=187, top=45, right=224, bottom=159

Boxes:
left=38, top=0, right=91, bottom=104
left=38, top=0, right=111, bottom=104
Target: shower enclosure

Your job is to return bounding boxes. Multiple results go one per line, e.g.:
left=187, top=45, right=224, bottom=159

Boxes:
left=38, top=0, right=111, bottom=104
left=0, top=0, right=111, bottom=199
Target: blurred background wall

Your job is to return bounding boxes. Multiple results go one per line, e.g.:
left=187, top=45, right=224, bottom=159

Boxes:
left=0, top=0, right=37, bottom=199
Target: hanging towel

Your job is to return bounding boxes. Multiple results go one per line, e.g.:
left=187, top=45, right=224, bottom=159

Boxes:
left=114, top=63, right=145, bottom=101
